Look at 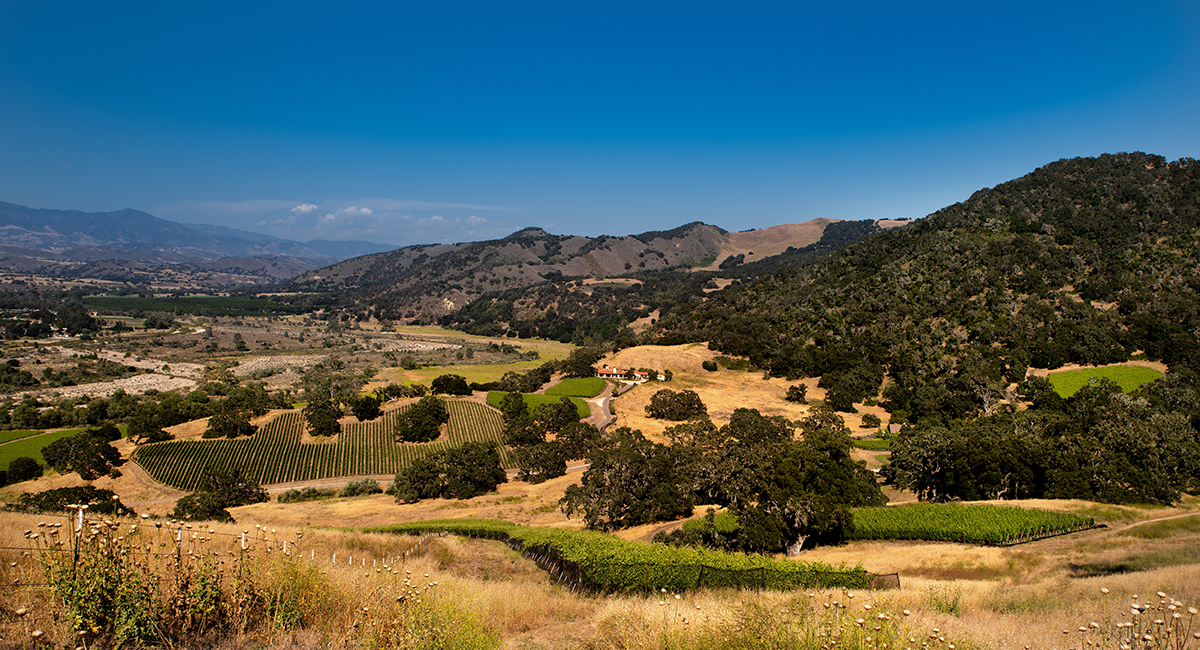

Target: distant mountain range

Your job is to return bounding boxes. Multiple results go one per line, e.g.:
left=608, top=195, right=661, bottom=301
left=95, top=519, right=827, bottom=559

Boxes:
left=283, top=218, right=896, bottom=323
left=0, top=201, right=395, bottom=264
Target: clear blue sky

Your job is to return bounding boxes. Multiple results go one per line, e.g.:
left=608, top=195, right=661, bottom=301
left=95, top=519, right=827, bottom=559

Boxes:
left=2, top=2, right=1198, bottom=246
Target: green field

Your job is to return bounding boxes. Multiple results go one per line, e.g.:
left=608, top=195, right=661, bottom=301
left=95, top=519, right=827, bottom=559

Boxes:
left=486, top=391, right=590, bottom=418
left=848, top=503, right=1096, bottom=546
left=1046, top=365, right=1163, bottom=398
left=0, top=429, right=46, bottom=445
left=852, top=437, right=891, bottom=451
left=371, top=519, right=869, bottom=592
left=133, top=400, right=510, bottom=489
left=0, top=429, right=85, bottom=470
left=545, top=377, right=607, bottom=398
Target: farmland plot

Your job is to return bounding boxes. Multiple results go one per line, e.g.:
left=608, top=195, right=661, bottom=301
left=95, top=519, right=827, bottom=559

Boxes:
left=133, top=400, right=510, bottom=490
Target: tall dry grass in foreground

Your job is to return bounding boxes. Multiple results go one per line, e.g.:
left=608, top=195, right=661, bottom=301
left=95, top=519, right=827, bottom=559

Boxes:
left=3, top=508, right=1200, bottom=650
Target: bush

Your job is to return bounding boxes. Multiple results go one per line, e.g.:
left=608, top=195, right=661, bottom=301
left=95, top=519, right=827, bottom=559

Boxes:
left=861, top=413, right=882, bottom=428
left=17, top=486, right=134, bottom=515
left=339, top=478, right=382, bottom=497
left=785, top=384, right=808, bottom=403
left=278, top=487, right=333, bottom=503
left=6, top=455, right=42, bottom=483
left=701, top=360, right=718, bottom=372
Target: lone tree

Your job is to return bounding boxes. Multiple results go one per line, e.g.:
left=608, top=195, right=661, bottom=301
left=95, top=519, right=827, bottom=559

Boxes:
left=785, top=384, right=808, bottom=403
left=302, top=399, right=342, bottom=437
left=645, top=389, right=708, bottom=421
left=431, top=374, right=471, bottom=395
left=395, top=396, right=450, bottom=443
left=391, top=442, right=507, bottom=502
left=41, top=429, right=122, bottom=480
left=204, top=410, right=258, bottom=439
left=172, top=467, right=268, bottom=523
left=350, top=394, right=382, bottom=422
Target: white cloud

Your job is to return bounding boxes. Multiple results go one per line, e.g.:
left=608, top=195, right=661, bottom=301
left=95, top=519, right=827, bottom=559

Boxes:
left=321, top=206, right=375, bottom=222
left=467, top=215, right=487, bottom=224
left=291, top=203, right=319, bottom=215
left=333, top=198, right=516, bottom=213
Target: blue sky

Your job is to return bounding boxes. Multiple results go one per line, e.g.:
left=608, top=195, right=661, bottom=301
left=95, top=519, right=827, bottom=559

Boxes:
left=2, top=2, right=1198, bottom=246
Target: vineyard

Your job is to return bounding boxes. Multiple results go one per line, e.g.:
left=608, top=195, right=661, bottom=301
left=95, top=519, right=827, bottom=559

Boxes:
left=371, top=519, right=872, bottom=593
left=848, top=503, right=1098, bottom=546
left=132, top=400, right=510, bottom=490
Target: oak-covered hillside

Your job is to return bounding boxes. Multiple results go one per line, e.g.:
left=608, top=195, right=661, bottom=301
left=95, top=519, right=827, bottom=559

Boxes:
left=657, top=152, right=1200, bottom=423
left=442, top=219, right=886, bottom=344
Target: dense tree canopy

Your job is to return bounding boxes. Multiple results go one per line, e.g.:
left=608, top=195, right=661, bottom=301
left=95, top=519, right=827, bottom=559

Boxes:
left=391, top=441, right=507, bottom=502
left=394, top=396, right=450, bottom=443
left=302, top=399, right=342, bottom=437
left=884, top=374, right=1200, bottom=504
left=41, top=428, right=122, bottom=480
left=657, top=154, right=1200, bottom=424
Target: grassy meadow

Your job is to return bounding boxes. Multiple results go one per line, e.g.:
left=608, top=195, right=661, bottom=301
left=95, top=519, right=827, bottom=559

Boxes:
left=1046, top=364, right=1163, bottom=397
left=0, top=428, right=84, bottom=470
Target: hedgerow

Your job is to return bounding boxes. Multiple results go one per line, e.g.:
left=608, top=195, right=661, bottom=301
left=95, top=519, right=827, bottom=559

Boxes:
left=369, top=519, right=869, bottom=592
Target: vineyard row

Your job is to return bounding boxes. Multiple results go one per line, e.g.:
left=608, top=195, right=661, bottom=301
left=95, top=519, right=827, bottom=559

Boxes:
left=132, top=400, right=510, bottom=490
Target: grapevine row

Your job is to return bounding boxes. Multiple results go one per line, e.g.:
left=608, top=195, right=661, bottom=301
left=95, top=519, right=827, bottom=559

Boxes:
left=132, top=400, right=510, bottom=490
left=371, top=519, right=871, bottom=593
left=847, top=503, right=1097, bottom=546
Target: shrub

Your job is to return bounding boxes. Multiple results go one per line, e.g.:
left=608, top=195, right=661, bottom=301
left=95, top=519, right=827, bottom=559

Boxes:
left=861, top=413, right=882, bottom=428
left=17, top=485, right=133, bottom=515
left=339, top=477, right=382, bottom=497
left=278, top=486, right=333, bottom=503
left=6, top=455, right=42, bottom=483
left=701, top=360, right=718, bottom=372
left=785, top=384, right=808, bottom=403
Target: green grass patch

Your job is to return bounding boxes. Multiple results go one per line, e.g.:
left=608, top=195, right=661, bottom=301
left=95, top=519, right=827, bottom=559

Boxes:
left=0, top=429, right=46, bottom=445
left=681, top=510, right=741, bottom=535
left=852, top=437, right=891, bottom=451
left=1118, top=515, right=1200, bottom=539
left=368, top=518, right=869, bottom=592
left=0, top=428, right=86, bottom=470
left=1046, top=365, right=1163, bottom=398
left=849, top=503, right=1096, bottom=545
left=486, top=392, right=589, bottom=418
left=544, top=377, right=607, bottom=398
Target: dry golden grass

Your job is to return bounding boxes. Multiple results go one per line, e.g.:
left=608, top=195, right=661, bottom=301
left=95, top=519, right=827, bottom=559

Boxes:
left=232, top=470, right=584, bottom=530
left=4, top=500, right=1200, bottom=650
left=603, top=344, right=893, bottom=438
left=694, top=219, right=836, bottom=271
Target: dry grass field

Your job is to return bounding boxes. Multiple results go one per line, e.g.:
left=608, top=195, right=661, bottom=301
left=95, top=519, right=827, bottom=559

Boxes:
left=4, top=492, right=1197, bottom=649
left=601, top=343, right=890, bottom=439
